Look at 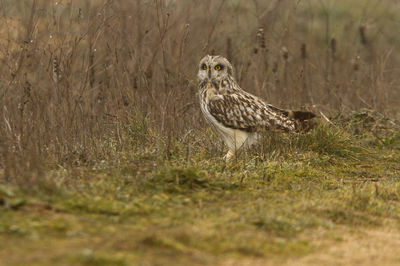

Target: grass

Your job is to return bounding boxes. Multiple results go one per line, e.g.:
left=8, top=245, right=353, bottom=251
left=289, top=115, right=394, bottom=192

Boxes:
left=1, top=117, right=400, bottom=265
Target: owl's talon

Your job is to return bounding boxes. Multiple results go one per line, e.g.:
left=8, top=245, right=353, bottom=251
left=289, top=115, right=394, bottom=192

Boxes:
left=224, top=149, right=235, bottom=163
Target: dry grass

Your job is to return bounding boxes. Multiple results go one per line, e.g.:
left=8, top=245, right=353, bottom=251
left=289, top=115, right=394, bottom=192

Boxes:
left=1, top=0, right=399, bottom=177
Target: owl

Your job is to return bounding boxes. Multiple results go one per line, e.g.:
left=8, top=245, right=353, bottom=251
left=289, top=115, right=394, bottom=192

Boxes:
left=197, top=55, right=315, bottom=162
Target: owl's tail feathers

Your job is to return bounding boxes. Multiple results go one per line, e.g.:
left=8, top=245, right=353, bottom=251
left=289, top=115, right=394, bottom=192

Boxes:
left=286, top=110, right=316, bottom=121
left=267, top=104, right=316, bottom=131
left=288, top=110, right=316, bottom=131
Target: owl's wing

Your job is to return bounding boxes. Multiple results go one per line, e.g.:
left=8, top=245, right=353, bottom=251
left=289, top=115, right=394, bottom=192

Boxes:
left=208, top=92, right=297, bottom=132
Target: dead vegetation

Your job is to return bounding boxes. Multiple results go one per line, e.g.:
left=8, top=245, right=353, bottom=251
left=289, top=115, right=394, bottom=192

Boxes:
left=0, top=0, right=399, bottom=178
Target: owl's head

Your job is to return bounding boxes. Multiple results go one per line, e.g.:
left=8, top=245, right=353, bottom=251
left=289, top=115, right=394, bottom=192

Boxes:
left=197, top=55, right=234, bottom=83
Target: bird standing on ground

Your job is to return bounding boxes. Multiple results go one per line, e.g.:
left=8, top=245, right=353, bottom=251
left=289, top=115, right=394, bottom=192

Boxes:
left=197, top=55, right=315, bottom=162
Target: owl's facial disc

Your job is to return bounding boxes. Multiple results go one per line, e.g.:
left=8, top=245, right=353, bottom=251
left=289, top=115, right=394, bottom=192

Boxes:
left=197, top=55, right=233, bottom=84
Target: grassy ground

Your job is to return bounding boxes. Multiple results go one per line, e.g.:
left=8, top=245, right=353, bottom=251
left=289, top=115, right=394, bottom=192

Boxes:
left=1, top=114, right=400, bottom=265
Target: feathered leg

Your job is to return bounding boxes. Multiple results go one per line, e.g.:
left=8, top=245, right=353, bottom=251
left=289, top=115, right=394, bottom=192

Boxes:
left=224, top=149, right=235, bottom=163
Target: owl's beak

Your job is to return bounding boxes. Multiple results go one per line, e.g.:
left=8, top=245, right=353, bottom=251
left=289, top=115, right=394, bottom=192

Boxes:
left=208, top=69, right=211, bottom=79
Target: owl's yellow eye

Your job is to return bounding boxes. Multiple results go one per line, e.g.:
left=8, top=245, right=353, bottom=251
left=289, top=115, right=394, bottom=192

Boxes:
left=215, top=65, right=222, bottom=71
left=202, top=64, right=207, bottom=70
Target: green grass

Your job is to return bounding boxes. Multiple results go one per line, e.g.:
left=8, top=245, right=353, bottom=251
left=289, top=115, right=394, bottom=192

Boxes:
left=1, top=118, right=400, bottom=265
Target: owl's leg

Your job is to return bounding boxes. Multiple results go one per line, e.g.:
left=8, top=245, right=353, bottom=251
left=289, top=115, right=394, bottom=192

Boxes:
left=224, top=149, right=235, bottom=163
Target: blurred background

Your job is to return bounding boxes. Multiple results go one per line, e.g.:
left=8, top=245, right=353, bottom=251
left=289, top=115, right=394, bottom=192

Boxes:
left=1, top=0, right=399, bottom=177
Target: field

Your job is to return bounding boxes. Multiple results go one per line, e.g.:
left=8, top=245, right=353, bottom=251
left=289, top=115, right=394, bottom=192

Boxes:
left=1, top=0, right=400, bottom=265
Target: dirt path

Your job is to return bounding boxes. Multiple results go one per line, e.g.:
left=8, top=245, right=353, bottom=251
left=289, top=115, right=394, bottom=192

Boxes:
left=293, top=227, right=400, bottom=266
left=222, top=225, right=400, bottom=266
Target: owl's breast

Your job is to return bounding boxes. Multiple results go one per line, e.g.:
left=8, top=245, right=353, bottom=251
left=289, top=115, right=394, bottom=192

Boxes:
left=199, top=89, right=225, bottom=131
left=201, top=85, right=224, bottom=104
left=199, top=89, right=214, bottom=123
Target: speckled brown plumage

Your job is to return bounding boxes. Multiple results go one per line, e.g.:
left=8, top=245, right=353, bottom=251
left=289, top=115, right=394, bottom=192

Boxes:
left=197, top=55, right=315, bottom=161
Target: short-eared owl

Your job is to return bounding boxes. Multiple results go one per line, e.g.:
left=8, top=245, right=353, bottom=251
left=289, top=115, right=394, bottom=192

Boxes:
left=198, top=55, right=315, bottom=161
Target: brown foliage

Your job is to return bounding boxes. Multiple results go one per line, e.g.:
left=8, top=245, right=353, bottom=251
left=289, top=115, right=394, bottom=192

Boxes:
left=0, top=0, right=399, bottom=182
